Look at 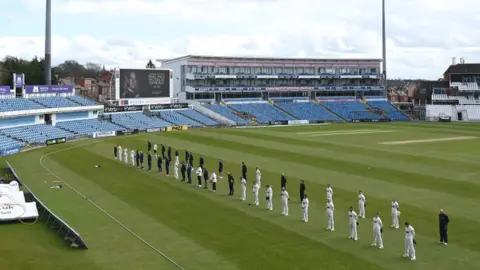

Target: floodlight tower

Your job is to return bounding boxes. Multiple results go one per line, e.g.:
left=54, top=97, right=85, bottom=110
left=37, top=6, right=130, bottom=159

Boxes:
left=45, top=0, right=52, bottom=85
left=382, top=0, right=387, bottom=87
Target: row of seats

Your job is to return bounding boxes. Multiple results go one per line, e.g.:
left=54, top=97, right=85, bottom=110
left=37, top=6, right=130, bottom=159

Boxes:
left=154, top=110, right=203, bottom=127
left=178, top=109, right=219, bottom=126
left=0, top=96, right=98, bottom=112
left=110, top=113, right=171, bottom=130
left=274, top=102, right=341, bottom=122
left=205, top=104, right=252, bottom=124
left=0, top=124, right=75, bottom=144
left=0, top=134, right=25, bottom=153
left=56, top=119, right=124, bottom=135
left=228, top=103, right=295, bottom=123
left=367, top=100, right=409, bottom=121
left=451, top=82, right=479, bottom=91
left=320, top=100, right=383, bottom=120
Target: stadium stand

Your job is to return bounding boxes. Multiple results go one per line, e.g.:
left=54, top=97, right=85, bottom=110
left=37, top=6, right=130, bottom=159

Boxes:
left=204, top=104, right=252, bottom=124
left=0, top=98, right=46, bottom=112
left=109, top=113, right=171, bottom=129
left=0, top=124, right=75, bottom=144
left=68, top=96, right=98, bottom=106
left=367, top=100, right=409, bottom=121
left=320, top=100, right=383, bottom=121
left=177, top=109, right=219, bottom=126
left=227, top=103, right=295, bottom=123
left=154, top=110, right=203, bottom=127
left=56, top=119, right=124, bottom=135
left=0, top=134, right=25, bottom=153
left=274, top=101, right=342, bottom=122
left=31, top=97, right=81, bottom=108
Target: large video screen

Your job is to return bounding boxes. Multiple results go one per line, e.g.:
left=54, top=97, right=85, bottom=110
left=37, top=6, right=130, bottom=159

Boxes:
left=119, top=69, right=171, bottom=98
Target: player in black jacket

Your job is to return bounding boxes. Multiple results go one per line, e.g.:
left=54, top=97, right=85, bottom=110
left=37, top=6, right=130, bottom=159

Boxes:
left=165, top=158, right=170, bottom=176
left=147, top=152, right=152, bottom=170
left=185, top=150, right=189, bottom=163
left=189, top=153, right=194, bottom=167
left=161, top=144, right=166, bottom=158
left=114, top=145, right=118, bottom=159
left=167, top=146, right=172, bottom=161
left=139, top=151, right=144, bottom=169
left=218, top=160, right=223, bottom=179
left=135, top=150, right=140, bottom=167
left=147, top=140, right=152, bottom=152
left=241, top=162, right=247, bottom=180
left=203, top=168, right=209, bottom=189
left=157, top=155, right=163, bottom=173
left=281, top=173, right=287, bottom=189
left=439, top=209, right=450, bottom=245
left=181, top=162, right=186, bottom=182
left=199, top=156, right=205, bottom=169
left=228, top=172, right=235, bottom=196
left=187, top=163, right=192, bottom=183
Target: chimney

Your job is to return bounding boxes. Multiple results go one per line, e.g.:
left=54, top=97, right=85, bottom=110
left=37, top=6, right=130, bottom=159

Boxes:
left=460, top=58, right=465, bottom=64
left=452, top=57, right=456, bottom=65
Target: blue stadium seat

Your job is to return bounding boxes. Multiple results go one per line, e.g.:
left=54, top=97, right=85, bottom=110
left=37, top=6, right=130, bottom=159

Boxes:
left=178, top=109, right=219, bottom=126
left=56, top=119, right=125, bottom=135
left=154, top=110, right=203, bottom=127
left=0, top=134, right=25, bottom=154
left=320, top=100, right=383, bottom=121
left=68, top=96, right=98, bottom=106
left=0, top=124, right=75, bottom=144
left=228, top=103, right=295, bottom=123
left=274, top=102, right=342, bottom=122
left=109, top=113, right=171, bottom=129
left=367, top=100, right=409, bottom=121
left=31, top=97, right=81, bottom=108
left=0, top=98, right=46, bottom=112
left=205, top=104, right=252, bottom=124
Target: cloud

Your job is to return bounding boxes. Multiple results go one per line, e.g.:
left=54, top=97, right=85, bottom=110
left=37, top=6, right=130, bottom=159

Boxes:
left=2, top=0, right=480, bottom=79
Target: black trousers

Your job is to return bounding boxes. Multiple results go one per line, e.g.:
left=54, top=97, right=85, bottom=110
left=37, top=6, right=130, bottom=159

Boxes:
left=229, top=184, right=234, bottom=195
left=212, top=182, right=217, bottom=191
left=166, top=166, right=170, bottom=175
left=440, top=227, right=448, bottom=243
left=136, top=159, right=139, bottom=167
left=187, top=173, right=192, bottom=183
left=181, top=172, right=186, bottom=181
left=158, top=165, right=162, bottom=172
left=204, top=177, right=208, bottom=188
left=148, top=162, right=151, bottom=170
left=197, top=176, right=202, bottom=185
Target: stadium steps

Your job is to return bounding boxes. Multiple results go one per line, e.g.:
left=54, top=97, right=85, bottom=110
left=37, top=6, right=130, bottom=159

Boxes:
left=56, top=126, right=80, bottom=135
left=362, top=100, right=390, bottom=120
left=388, top=102, right=413, bottom=120
left=67, top=98, right=84, bottom=106
left=153, top=114, right=177, bottom=125
left=271, top=102, right=300, bottom=120
left=176, top=111, right=208, bottom=126
left=317, top=103, right=348, bottom=122
left=312, top=99, right=320, bottom=104
left=223, top=104, right=256, bottom=122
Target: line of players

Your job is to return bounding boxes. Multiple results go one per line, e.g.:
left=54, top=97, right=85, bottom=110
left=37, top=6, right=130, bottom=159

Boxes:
left=113, top=141, right=416, bottom=261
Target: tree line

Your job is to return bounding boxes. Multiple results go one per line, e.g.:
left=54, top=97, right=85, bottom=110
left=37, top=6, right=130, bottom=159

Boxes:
left=0, top=56, right=157, bottom=86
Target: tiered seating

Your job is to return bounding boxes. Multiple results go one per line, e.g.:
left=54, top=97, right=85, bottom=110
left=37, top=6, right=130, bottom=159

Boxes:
left=56, top=119, right=124, bottom=135
left=320, top=100, right=382, bottom=120
left=1, top=124, right=75, bottom=144
left=0, top=134, right=25, bottom=153
left=228, top=103, right=295, bottom=123
left=178, top=109, right=219, bottom=125
left=110, top=113, right=171, bottom=129
left=154, top=110, right=202, bottom=127
left=274, top=102, right=341, bottom=122
left=367, top=100, right=409, bottom=121
left=68, top=96, right=98, bottom=106
left=205, top=104, right=251, bottom=124
left=31, top=97, right=80, bottom=108
left=0, top=98, right=45, bottom=112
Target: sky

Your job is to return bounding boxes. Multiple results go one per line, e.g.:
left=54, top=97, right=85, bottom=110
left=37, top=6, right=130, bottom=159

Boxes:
left=1, top=0, right=480, bottom=79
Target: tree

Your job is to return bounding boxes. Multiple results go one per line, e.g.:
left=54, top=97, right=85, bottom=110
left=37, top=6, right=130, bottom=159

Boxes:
left=0, top=56, right=58, bottom=86
left=146, top=59, right=156, bottom=69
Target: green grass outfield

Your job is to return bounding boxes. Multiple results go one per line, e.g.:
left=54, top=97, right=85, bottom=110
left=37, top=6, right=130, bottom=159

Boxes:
left=2, top=122, right=480, bottom=270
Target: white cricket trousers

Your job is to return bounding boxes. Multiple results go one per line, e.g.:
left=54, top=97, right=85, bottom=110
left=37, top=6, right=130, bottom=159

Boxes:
left=392, top=211, right=399, bottom=228
left=303, top=207, right=309, bottom=222
left=373, top=229, right=383, bottom=247
left=253, top=191, right=259, bottom=205
left=119, top=153, right=122, bottom=161
left=240, top=186, right=246, bottom=201
left=174, top=166, right=179, bottom=179
left=266, top=198, right=273, bottom=210
left=349, top=222, right=358, bottom=240
left=282, top=199, right=288, bottom=216
left=327, top=212, right=334, bottom=230
left=131, top=156, right=135, bottom=166
left=124, top=154, right=128, bottom=164
left=404, top=238, right=415, bottom=258
left=358, top=202, right=365, bottom=218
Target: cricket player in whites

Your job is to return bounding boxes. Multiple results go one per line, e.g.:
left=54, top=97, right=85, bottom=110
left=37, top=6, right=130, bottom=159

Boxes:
left=252, top=181, right=260, bottom=206
left=403, top=222, right=416, bottom=260
left=391, top=200, right=400, bottom=229
left=118, top=145, right=123, bottom=162
left=124, top=148, right=128, bottom=164
left=240, top=177, right=247, bottom=201
left=326, top=199, right=335, bottom=231
left=281, top=187, right=289, bottom=216
left=174, top=155, right=179, bottom=180
left=358, top=190, right=366, bottom=218
left=130, top=149, right=135, bottom=166
left=348, top=206, right=358, bottom=241
left=265, top=185, right=273, bottom=211
left=256, top=167, right=262, bottom=187
left=301, top=194, right=309, bottom=222
left=371, top=212, right=384, bottom=249
left=326, top=184, right=333, bottom=202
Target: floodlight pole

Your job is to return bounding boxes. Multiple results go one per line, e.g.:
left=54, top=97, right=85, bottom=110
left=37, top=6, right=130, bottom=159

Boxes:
left=382, top=0, right=387, bottom=86
left=45, top=0, right=52, bottom=85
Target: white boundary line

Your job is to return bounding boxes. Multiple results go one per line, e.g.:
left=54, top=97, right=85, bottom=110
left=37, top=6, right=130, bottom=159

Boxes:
left=38, top=139, right=185, bottom=270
